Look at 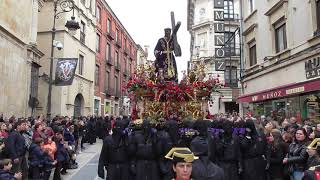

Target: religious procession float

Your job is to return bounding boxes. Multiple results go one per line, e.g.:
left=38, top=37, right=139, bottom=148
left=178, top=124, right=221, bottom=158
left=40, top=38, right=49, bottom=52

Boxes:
left=123, top=12, right=224, bottom=123
left=124, top=63, right=224, bottom=122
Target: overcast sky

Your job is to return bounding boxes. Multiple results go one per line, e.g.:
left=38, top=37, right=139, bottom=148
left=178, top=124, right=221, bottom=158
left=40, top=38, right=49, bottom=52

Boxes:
left=106, top=0, right=190, bottom=79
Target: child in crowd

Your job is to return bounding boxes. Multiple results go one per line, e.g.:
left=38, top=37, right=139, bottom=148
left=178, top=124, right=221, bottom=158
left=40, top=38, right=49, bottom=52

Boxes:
left=0, top=159, right=22, bottom=180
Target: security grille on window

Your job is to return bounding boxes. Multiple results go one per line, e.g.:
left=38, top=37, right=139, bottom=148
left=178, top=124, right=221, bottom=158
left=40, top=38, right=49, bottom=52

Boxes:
left=249, top=42, right=257, bottom=66
left=275, top=22, right=287, bottom=53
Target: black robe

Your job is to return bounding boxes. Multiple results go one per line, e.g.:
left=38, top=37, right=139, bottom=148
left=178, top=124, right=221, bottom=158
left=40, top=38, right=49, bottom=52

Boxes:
left=129, top=130, right=160, bottom=180
left=240, top=134, right=268, bottom=180
left=154, top=37, right=178, bottom=82
left=156, top=130, right=174, bottom=180
left=98, top=133, right=129, bottom=180
left=216, top=135, right=241, bottom=180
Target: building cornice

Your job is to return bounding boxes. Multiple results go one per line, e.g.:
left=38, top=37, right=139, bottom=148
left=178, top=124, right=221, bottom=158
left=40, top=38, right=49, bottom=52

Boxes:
left=264, top=0, right=288, bottom=16
left=242, top=44, right=320, bottom=82
left=244, top=9, right=257, bottom=23
left=242, top=23, right=257, bottom=36
left=38, top=29, right=96, bottom=54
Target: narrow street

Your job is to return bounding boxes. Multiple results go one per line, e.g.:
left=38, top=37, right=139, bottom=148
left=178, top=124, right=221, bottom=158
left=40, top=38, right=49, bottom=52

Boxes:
left=61, top=140, right=103, bottom=180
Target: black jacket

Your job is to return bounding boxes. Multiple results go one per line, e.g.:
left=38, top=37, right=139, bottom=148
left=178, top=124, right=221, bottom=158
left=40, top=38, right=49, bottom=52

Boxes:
left=268, top=143, right=287, bottom=179
left=287, top=141, right=309, bottom=172
left=0, top=169, right=16, bottom=180
left=6, top=131, right=26, bottom=159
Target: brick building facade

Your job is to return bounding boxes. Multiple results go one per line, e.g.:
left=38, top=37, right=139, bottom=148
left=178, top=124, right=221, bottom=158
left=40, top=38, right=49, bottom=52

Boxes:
left=95, top=0, right=137, bottom=116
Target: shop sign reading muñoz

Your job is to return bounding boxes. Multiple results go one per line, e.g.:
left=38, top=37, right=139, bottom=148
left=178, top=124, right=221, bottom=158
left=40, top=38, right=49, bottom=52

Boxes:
left=305, top=56, right=320, bottom=79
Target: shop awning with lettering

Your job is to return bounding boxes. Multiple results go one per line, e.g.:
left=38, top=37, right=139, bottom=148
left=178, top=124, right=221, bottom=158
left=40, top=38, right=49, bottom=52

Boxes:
left=238, top=79, right=320, bottom=103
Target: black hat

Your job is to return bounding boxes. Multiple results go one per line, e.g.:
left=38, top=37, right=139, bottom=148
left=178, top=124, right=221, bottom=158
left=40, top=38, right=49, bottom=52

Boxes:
left=164, top=28, right=171, bottom=31
left=165, top=147, right=198, bottom=163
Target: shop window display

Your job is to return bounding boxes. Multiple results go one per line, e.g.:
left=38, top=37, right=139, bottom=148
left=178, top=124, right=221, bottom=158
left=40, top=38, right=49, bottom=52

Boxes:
left=301, top=93, right=320, bottom=123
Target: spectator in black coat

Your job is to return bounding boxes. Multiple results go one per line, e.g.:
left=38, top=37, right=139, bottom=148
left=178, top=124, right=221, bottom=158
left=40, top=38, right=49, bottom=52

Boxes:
left=6, top=120, right=28, bottom=179
left=267, top=129, right=287, bottom=180
left=0, top=159, right=22, bottom=180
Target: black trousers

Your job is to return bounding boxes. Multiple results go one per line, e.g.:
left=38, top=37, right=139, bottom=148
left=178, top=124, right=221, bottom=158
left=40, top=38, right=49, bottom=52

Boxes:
left=53, top=161, right=63, bottom=180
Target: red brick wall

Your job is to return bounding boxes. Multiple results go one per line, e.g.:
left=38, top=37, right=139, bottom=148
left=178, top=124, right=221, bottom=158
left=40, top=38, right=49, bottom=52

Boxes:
left=95, top=0, right=138, bottom=116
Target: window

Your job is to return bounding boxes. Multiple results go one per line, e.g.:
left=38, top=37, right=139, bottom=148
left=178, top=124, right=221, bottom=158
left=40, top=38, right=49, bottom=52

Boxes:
left=105, top=71, right=110, bottom=90
left=96, top=6, right=101, bottom=23
left=224, top=66, right=237, bottom=87
left=124, top=38, right=127, bottom=49
left=115, top=76, right=118, bottom=93
left=78, top=54, right=84, bottom=75
left=316, top=0, right=320, bottom=33
left=124, top=56, right=127, bottom=72
left=94, top=99, right=100, bottom=115
left=107, top=19, right=111, bottom=33
left=96, top=34, right=100, bottom=52
left=224, top=0, right=234, bottom=19
left=249, top=0, right=255, bottom=13
left=249, top=43, right=257, bottom=66
left=95, top=65, right=99, bottom=86
left=106, top=43, right=111, bottom=60
left=81, top=0, right=85, bottom=5
left=224, top=32, right=235, bottom=56
left=80, top=21, right=85, bottom=43
left=115, top=51, right=119, bottom=66
left=30, top=63, right=39, bottom=98
left=129, top=61, right=132, bottom=74
left=275, top=23, right=287, bottom=53
left=115, top=29, right=119, bottom=42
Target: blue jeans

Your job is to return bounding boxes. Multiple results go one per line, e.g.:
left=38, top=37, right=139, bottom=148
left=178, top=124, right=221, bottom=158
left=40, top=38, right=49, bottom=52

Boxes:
left=290, top=171, right=304, bottom=180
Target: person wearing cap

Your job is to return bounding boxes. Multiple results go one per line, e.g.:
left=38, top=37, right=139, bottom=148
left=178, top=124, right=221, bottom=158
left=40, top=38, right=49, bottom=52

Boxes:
left=302, top=138, right=320, bottom=180
left=165, top=147, right=198, bottom=180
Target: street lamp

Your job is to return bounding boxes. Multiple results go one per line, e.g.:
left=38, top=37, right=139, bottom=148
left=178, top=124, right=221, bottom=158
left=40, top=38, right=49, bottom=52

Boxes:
left=47, top=0, right=80, bottom=119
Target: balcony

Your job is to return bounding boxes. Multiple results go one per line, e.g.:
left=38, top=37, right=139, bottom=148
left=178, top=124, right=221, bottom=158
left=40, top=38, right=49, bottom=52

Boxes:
left=115, top=61, right=120, bottom=71
left=105, top=87, right=114, bottom=96
left=80, top=32, right=85, bottom=44
left=116, top=39, right=122, bottom=48
left=106, top=56, right=113, bottom=66
left=106, top=31, right=115, bottom=40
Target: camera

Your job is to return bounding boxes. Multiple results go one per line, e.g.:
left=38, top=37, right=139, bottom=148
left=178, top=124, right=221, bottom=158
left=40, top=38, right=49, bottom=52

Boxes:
left=53, top=40, right=63, bottom=50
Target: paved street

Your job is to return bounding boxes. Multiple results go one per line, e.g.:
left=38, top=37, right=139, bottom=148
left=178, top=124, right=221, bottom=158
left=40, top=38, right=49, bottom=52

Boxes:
left=61, top=139, right=103, bottom=180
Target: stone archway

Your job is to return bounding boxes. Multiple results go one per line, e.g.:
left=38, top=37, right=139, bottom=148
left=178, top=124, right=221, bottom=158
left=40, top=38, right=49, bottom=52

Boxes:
left=74, top=94, right=84, bottom=118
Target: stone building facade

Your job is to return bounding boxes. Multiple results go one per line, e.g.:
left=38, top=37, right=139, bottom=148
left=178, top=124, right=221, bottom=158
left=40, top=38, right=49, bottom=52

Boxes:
left=239, top=0, right=320, bottom=122
left=187, top=0, right=241, bottom=115
left=0, top=0, right=44, bottom=117
left=37, top=0, right=96, bottom=117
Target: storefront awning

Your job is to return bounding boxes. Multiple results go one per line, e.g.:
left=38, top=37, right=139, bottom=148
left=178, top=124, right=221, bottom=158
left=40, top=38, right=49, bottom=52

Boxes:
left=238, top=79, right=320, bottom=103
